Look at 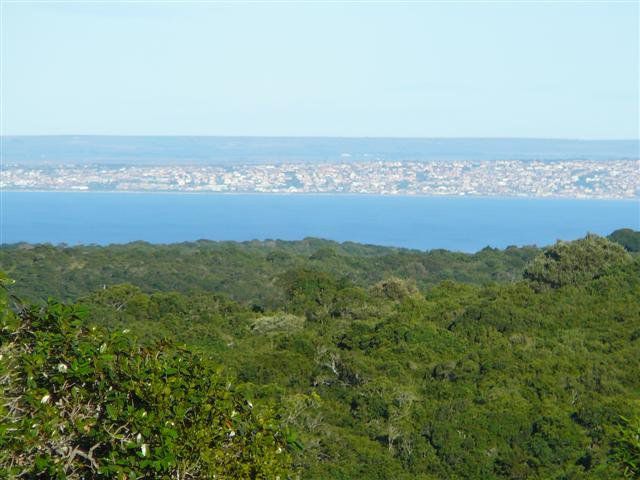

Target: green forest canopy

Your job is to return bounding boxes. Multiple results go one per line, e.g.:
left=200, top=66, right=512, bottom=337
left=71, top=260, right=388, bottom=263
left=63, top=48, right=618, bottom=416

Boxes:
left=1, top=229, right=639, bottom=479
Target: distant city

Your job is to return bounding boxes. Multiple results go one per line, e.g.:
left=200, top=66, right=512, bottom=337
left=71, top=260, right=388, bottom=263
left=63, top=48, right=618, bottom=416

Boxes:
left=2, top=159, right=638, bottom=199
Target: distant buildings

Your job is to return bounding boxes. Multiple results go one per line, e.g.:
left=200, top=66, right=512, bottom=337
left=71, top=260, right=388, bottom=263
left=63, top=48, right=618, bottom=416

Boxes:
left=2, top=160, right=638, bottom=199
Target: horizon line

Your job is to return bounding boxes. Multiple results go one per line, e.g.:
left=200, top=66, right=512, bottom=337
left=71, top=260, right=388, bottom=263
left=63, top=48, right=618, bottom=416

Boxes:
left=2, top=134, right=639, bottom=142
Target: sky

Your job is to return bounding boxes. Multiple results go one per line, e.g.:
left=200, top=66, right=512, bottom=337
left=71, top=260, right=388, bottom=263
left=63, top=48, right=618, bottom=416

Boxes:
left=1, top=1, right=638, bottom=139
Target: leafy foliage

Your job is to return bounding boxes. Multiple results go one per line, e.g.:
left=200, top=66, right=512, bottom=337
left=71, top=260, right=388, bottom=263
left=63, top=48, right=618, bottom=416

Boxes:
left=0, top=287, right=293, bottom=478
left=609, top=228, right=640, bottom=252
left=612, top=416, right=640, bottom=478
left=523, top=234, right=632, bottom=289
left=1, top=231, right=639, bottom=479
left=0, top=238, right=539, bottom=306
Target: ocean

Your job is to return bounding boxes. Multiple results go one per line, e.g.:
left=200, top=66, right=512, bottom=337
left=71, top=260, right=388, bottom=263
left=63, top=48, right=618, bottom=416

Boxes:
left=2, top=192, right=638, bottom=252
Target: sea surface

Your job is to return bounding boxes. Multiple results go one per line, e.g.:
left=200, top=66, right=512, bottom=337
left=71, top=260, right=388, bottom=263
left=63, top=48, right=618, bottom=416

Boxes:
left=2, top=192, right=638, bottom=252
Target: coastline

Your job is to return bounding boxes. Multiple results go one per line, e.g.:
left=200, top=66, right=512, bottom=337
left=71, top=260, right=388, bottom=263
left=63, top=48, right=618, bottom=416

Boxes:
left=2, top=189, right=638, bottom=202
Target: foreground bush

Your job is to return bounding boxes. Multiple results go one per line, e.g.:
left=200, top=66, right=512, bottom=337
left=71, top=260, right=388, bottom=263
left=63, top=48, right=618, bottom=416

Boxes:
left=613, top=416, right=640, bottom=478
left=0, top=281, right=293, bottom=479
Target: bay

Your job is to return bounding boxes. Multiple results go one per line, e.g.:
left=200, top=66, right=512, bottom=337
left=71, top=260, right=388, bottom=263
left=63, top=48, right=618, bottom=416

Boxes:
left=1, top=192, right=638, bottom=252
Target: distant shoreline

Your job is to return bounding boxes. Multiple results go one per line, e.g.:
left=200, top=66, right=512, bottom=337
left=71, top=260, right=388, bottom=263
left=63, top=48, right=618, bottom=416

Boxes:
left=2, top=189, right=638, bottom=202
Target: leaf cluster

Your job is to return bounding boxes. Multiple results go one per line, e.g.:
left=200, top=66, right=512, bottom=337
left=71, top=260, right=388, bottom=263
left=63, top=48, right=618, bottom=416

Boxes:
left=0, top=290, right=293, bottom=478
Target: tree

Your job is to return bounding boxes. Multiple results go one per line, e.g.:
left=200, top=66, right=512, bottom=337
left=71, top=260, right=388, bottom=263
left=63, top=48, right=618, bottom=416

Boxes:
left=608, top=228, right=640, bottom=253
left=523, top=234, right=631, bottom=289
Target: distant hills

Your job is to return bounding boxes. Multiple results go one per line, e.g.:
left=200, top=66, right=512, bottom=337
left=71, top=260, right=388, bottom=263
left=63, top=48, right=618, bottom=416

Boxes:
left=2, top=229, right=637, bottom=306
left=3, top=136, right=639, bottom=165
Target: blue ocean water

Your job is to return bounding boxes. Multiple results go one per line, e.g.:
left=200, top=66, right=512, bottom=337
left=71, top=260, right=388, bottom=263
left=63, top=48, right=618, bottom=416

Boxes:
left=1, top=192, right=638, bottom=252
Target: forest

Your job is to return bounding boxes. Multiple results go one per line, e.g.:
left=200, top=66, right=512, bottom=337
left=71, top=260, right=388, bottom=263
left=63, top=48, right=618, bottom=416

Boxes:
left=1, top=229, right=639, bottom=479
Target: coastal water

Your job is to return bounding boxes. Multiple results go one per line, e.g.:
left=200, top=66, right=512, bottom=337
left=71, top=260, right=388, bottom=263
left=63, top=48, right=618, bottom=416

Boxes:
left=1, top=192, right=638, bottom=252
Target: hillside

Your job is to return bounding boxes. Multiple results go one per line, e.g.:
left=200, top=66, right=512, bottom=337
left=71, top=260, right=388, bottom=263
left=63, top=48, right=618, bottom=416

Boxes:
left=1, top=231, right=639, bottom=478
left=0, top=238, right=540, bottom=306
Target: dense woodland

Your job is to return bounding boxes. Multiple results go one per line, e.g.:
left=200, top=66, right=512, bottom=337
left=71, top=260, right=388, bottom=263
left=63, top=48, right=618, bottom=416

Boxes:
left=0, top=238, right=543, bottom=306
left=1, top=229, right=639, bottom=479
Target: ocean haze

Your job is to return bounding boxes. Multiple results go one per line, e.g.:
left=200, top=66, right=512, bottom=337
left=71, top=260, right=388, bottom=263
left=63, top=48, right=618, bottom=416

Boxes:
left=3, top=136, right=639, bottom=166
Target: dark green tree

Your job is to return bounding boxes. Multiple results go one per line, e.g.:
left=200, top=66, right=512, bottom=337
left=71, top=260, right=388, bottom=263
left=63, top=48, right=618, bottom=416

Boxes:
left=609, top=228, right=640, bottom=253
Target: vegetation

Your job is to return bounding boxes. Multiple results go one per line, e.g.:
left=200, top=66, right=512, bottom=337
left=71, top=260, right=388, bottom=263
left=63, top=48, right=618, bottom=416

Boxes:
left=523, top=234, right=632, bottom=289
left=1, top=231, right=638, bottom=478
left=612, top=416, right=640, bottom=478
left=0, top=238, right=539, bottom=306
left=609, top=228, right=640, bottom=253
left=0, top=277, right=293, bottom=478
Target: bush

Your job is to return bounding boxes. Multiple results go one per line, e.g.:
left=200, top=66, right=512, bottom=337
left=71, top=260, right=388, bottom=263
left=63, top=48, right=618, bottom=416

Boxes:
left=612, top=416, right=640, bottom=478
left=251, top=313, right=305, bottom=335
left=609, top=228, right=640, bottom=253
left=0, top=284, right=294, bottom=479
left=523, top=234, right=631, bottom=289
left=371, top=277, right=418, bottom=301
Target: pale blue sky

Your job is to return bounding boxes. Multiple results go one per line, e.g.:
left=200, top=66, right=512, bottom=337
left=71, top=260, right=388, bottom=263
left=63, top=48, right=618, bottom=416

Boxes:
left=2, top=2, right=638, bottom=138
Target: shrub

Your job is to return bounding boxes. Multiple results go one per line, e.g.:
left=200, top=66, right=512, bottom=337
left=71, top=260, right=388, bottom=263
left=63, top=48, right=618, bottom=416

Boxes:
left=371, top=277, right=418, bottom=301
left=251, top=313, right=305, bottom=335
left=0, top=284, right=294, bottom=479
left=612, top=416, right=640, bottom=478
left=523, top=234, right=631, bottom=289
left=609, top=228, right=640, bottom=253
